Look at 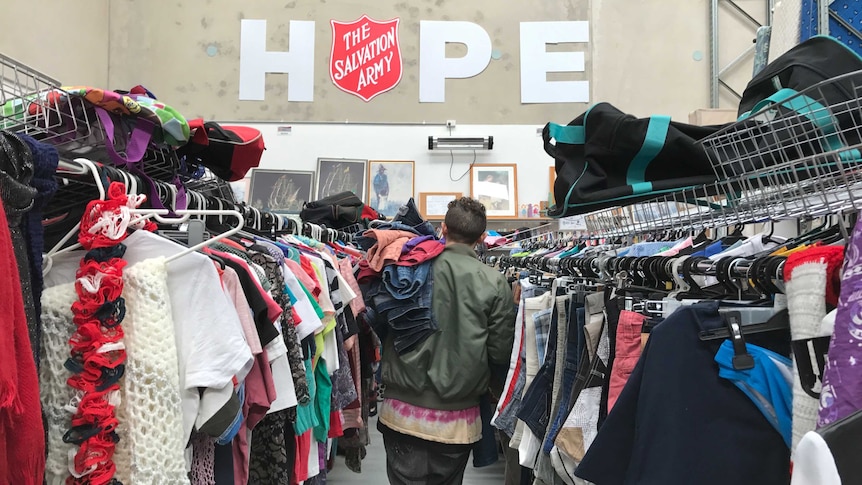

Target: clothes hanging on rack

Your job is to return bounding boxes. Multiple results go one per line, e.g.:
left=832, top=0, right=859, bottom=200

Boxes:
left=35, top=173, right=378, bottom=484
left=483, top=222, right=862, bottom=484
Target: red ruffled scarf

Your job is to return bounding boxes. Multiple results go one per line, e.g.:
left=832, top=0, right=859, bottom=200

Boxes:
left=65, top=182, right=155, bottom=485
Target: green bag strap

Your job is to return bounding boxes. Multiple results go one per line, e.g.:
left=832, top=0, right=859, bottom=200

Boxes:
left=547, top=123, right=586, bottom=144
left=738, top=88, right=857, bottom=157
left=626, top=115, right=671, bottom=194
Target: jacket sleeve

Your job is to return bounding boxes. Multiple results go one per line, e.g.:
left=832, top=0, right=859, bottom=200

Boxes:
left=486, top=275, right=516, bottom=367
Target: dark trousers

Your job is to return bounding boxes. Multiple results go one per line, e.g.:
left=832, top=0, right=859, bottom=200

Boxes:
left=380, top=423, right=472, bottom=485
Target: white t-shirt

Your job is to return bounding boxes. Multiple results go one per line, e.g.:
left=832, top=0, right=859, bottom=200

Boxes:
left=709, top=234, right=785, bottom=260
left=44, top=230, right=254, bottom=444
left=281, top=269, right=325, bottom=341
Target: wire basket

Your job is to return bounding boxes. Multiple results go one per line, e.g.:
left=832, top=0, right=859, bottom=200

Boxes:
left=0, top=54, right=105, bottom=149
left=584, top=70, right=862, bottom=237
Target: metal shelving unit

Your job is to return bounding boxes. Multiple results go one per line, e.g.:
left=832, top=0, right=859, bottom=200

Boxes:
left=584, top=70, right=862, bottom=237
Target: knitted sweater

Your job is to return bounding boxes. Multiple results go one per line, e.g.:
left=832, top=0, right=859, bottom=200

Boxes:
left=40, top=283, right=78, bottom=485
left=18, top=134, right=59, bottom=350
left=41, top=258, right=187, bottom=484
left=785, top=246, right=845, bottom=452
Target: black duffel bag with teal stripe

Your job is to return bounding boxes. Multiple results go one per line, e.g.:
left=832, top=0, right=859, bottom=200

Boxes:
left=543, top=103, right=725, bottom=217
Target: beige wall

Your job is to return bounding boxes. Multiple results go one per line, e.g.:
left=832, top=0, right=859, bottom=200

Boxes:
left=0, top=0, right=110, bottom=87
left=0, top=0, right=768, bottom=124
left=591, top=0, right=766, bottom=118
left=106, top=0, right=591, bottom=123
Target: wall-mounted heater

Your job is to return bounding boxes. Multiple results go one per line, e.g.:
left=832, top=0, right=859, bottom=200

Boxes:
left=428, top=136, right=494, bottom=150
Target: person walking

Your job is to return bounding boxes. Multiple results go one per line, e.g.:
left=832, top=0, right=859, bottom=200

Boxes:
left=378, top=197, right=516, bottom=485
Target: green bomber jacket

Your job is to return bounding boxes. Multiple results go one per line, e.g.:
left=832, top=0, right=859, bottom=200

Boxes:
left=382, top=243, right=516, bottom=411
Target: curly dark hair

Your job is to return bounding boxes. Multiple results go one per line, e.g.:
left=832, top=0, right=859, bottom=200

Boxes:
left=444, top=197, right=487, bottom=244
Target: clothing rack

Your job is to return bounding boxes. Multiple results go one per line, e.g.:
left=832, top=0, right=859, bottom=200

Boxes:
left=496, top=252, right=786, bottom=294
left=51, top=157, right=314, bottom=242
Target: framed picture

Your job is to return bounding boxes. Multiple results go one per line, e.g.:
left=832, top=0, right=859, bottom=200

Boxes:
left=367, top=160, right=416, bottom=218
left=249, top=169, right=315, bottom=214
left=419, top=192, right=462, bottom=219
left=315, top=158, right=367, bottom=200
left=470, top=164, right=518, bottom=219
left=229, top=178, right=251, bottom=204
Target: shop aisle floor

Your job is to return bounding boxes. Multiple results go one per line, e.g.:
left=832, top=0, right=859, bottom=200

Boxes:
left=327, top=417, right=506, bottom=484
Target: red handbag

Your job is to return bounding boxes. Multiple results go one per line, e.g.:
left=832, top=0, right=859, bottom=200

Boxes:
left=179, top=119, right=265, bottom=181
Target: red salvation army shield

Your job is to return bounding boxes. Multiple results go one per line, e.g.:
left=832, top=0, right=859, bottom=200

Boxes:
left=330, top=16, right=403, bottom=102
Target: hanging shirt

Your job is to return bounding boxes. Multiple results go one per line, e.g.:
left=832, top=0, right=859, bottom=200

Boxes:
left=220, top=266, right=264, bottom=356
left=282, top=269, right=325, bottom=341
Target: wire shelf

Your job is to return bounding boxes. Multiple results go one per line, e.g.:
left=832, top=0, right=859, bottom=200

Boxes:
left=0, top=54, right=105, bottom=149
left=584, top=70, right=862, bottom=237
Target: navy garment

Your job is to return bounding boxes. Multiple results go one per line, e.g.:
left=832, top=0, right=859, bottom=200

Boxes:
left=575, top=302, right=791, bottom=485
left=543, top=302, right=585, bottom=453
left=213, top=442, right=235, bottom=485
left=394, top=197, right=437, bottom=236
left=381, top=262, right=432, bottom=300
left=472, top=393, right=500, bottom=468
left=363, top=270, right=438, bottom=355
left=516, top=298, right=562, bottom=439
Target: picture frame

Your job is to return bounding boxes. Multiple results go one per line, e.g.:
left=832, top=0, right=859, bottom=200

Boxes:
left=470, top=164, right=519, bottom=219
left=229, top=178, right=251, bottom=204
left=418, top=192, right=462, bottom=220
left=367, top=160, right=416, bottom=218
left=249, top=169, right=315, bottom=214
left=315, top=158, right=368, bottom=200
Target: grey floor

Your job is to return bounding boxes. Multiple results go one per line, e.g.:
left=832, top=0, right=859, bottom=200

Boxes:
left=327, top=417, right=506, bottom=484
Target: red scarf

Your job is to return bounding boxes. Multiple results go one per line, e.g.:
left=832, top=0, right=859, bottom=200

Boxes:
left=0, top=196, right=45, bottom=484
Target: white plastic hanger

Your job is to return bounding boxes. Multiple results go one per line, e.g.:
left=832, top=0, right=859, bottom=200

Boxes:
left=43, top=158, right=106, bottom=275
left=128, top=208, right=244, bottom=263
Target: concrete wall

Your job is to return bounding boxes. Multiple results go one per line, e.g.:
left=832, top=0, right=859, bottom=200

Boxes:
left=0, top=0, right=110, bottom=87
left=105, top=0, right=591, bottom=124
left=0, top=0, right=765, bottom=124
left=0, top=0, right=768, bottom=125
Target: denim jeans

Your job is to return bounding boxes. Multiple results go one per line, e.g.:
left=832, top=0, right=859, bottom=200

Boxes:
left=369, top=271, right=438, bottom=355
left=543, top=303, right=585, bottom=454
left=381, top=262, right=432, bottom=300
left=517, top=297, right=564, bottom=439
left=472, top=393, right=500, bottom=468
left=494, top=358, right=526, bottom=437
left=394, top=198, right=437, bottom=237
